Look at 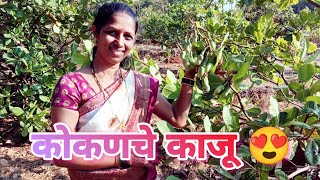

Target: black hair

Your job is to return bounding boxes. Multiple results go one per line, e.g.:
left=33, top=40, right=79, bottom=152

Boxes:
left=92, top=2, right=138, bottom=70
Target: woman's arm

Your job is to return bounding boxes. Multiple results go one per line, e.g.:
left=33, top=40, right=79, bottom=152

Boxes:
left=51, top=106, right=118, bottom=170
left=153, top=70, right=195, bottom=128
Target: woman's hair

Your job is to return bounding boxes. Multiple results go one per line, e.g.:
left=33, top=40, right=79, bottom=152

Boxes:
left=92, top=2, right=138, bottom=70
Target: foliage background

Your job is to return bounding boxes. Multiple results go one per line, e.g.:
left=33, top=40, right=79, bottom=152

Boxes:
left=0, top=0, right=320, bottom=179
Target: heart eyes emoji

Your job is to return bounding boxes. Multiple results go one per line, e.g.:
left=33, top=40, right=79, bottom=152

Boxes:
left=249, top=127, right=289, bottom=164
left=251, top=134, right=267, bottom=149
left=251, top=133, right=287, bottom=149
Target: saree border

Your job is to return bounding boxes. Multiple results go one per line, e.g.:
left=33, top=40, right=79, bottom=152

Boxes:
left=78, top=71, right=130, bottom=117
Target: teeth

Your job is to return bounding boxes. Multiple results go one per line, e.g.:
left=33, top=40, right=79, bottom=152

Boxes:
left=112, top=50, right=123, bottom=55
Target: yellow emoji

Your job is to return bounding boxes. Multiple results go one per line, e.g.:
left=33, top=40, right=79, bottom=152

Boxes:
left=249, top=127, right=288, bottom=164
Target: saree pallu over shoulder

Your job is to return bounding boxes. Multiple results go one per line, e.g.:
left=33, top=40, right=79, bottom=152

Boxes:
left=125, top=71, right=159, bottom=132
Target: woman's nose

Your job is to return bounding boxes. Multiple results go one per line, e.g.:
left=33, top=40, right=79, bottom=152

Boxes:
left=114, top=35, right=124, bottom=47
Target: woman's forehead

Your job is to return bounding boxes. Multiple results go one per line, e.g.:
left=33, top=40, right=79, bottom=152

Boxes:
left=102, top=13, right=136, bottom=32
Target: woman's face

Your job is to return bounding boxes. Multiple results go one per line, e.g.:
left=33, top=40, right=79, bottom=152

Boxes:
left=94, top=12, right=136, bottom=66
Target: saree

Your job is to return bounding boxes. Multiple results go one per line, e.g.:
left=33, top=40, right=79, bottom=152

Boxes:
left=51, top=70, right=159, bottom=180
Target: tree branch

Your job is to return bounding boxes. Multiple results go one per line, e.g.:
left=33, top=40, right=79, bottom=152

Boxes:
left=261, top=56, right=297, bottom=95
left=287, top=165, right=312, bottom=179
left=55, top=29, right=90, bottom=58
left=230, top=85, right=252, bottom=121
left=307, top=0, right=320, bottom=8
left=299, top=128, right=316, bottom=140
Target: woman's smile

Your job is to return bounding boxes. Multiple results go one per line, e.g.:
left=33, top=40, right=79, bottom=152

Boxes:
left=109, top=47, right=125, bottom=57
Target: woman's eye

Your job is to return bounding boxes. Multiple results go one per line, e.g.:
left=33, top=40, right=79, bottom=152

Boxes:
left=125, top=34, right=133, bottom=40
left=106, top=31, right=116, bottom=35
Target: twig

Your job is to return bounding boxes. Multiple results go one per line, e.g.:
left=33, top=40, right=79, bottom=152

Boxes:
left=299, top=128, right=316, bottom=140
left=306, top=0, right=320, bottom=8
left=299, top=114, right=310, bottom=134
left=230, top=85, right=252, bottom=121
left=55, top=29, right=90, bottom=58
left=255, top=72, right=279, bottom=86
left=287, top=165, right=311, bottom=179
left=278, top=88, right=303, bottom=108
left=226, top=42, right=254, bottom=49
left=261, top=56, right=297, bottom=95
left=243, top=159, right=256, bottom=171
left=204, top=0, right=215, bottom=10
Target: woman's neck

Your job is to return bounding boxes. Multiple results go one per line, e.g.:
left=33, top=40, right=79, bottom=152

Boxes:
left=92, top=57, right=122, bottom=81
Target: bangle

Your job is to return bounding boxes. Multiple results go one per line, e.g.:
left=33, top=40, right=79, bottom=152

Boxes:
left=182, top=77, right=194, bottom=86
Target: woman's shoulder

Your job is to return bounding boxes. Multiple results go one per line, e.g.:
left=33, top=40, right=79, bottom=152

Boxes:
left=58, top=66, right=91, bottom=86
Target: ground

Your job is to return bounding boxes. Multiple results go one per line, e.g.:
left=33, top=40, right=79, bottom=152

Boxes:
left=0, top=44, right=319, bottom=180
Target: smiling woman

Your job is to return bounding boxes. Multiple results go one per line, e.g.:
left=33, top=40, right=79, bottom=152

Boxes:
left=50, top=2, right=197, bottom=180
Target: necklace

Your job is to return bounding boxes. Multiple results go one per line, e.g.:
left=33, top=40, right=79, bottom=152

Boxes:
left=90, top=62, right=131, bottom=132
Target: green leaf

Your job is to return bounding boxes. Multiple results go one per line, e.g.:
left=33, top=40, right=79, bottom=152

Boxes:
left=286, top=121, right=312, bottom=129
left=269, top=96, right=279, bottom=119
left=294, top=176, right=305, bottom=180
left=302, top=101, right=320, bottom=117
left=242, top=0, right=254, bottom=6
left=0, top=108, right=8, bottom=118
left=162, top=83, right=180, bottom=99
left=298, top=64, right=315, bottom=82
left=305, top=50, right=320, bottom=63
left=306, top=96, right=320, bottom=104
left=238, top=145, right=250, bottom=158
left=166, top=176, right=180, bottom=180
left=208, top=156, right=221, bottom=165
left=166, top=70, right=177, bottom=84
left=3, top=85, right=11, bottom=96
left=221, top=32, right=229, bottom=47
left=223, top=106, right=235, bottom=127
left=305, top=140, right=320, bottom=165
left=83, top=39, right=93, bottom=53
left=132, top=49, right=139, bottom=60
left=288, top=81, right=303, bottom=91
left=39, top=95, right=50, bottom=102
left=296, top=90, right=310, bottom=102
left=246, top=107, right=261, bottom=117
left=260, top=170, right=268, bottom=180
left=71, top=52, right=89, bottom=65
left=203, top=115, right=212, bottom=132
left=310, top=82, right=320, bottom=95
left=156, top=120, right=176, bottom=135
left=232, top=62, right=250, bottom=82
left=149, top=66, right=157, bottom=77
left=275, top=169, right=288, bottom=180
left=311, top=124, right=320, bottom=128
left=308, top=42, right=317, bottom=53
left=247, top=120, right=269, bottom=129
left=279, top=112, right=289, bottom=125
left=9, top=106, right=24, bottom=117
left=215, top=166, right=236, bottom=180
left=35, top=0, right=43, bottom=5
left=254, top=30, right=264, bottom=44
left=287, top=107, right=300, bottom=120
left=21, top=127, right=28, bottom=137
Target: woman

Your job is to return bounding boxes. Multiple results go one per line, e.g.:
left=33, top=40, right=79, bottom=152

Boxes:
left=51, top=2, right=196, bottom=180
